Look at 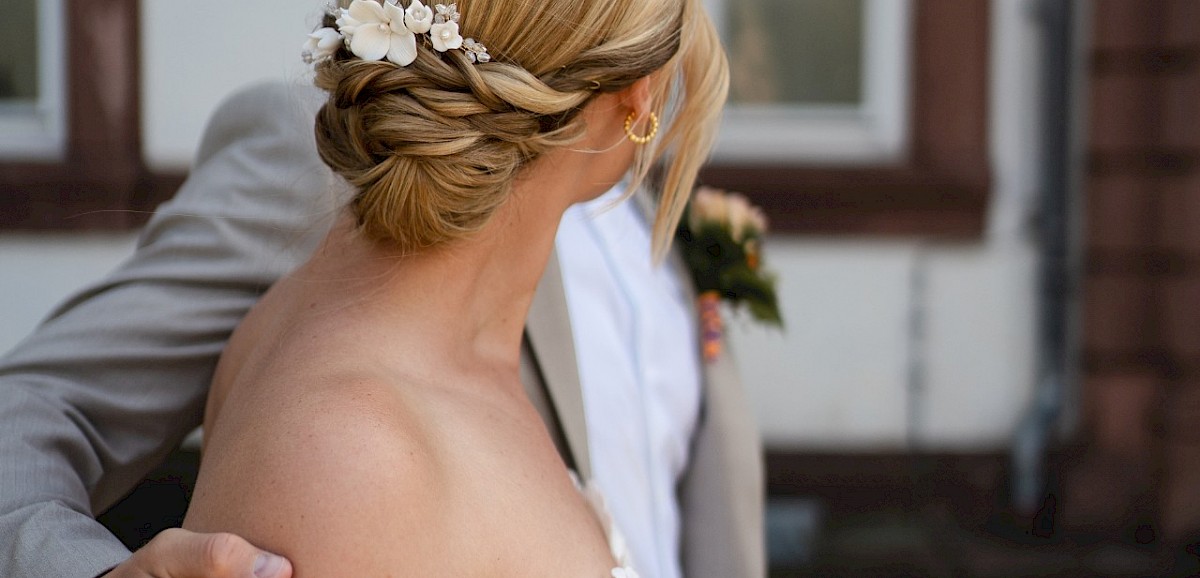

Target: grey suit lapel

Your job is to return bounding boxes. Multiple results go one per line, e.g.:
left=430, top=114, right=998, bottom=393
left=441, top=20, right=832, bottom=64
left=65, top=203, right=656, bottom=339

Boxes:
left=526, top=248, right=592, bottom=480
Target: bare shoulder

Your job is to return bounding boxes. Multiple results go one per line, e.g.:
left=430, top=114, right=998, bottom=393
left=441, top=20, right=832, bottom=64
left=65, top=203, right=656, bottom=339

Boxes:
left=187, top=368, right=616, bottom=577
left=185, top=375, right=476, bottom=576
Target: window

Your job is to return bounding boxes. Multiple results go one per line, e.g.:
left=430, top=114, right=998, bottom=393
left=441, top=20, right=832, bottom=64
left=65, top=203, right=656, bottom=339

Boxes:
left=711, top=0, right=912, bottom=165
left=0, top=0, right=65, bottom=160
left=0, top=0, right=172, bottom=231
left=701, top=0, right=992, bottom=237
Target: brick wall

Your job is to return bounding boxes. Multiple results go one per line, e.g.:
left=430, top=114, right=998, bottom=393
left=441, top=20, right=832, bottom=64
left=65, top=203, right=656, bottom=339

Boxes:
left=1073, top=0, right=1200, bottom=544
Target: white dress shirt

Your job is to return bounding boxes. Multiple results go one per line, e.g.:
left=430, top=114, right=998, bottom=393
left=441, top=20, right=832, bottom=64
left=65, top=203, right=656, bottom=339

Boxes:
left=556, top=187, right=703, bottom=578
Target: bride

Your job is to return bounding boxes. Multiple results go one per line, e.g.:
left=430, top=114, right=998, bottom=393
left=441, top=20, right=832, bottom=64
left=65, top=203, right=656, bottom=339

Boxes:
left=181, top=0, right=727, bottom=574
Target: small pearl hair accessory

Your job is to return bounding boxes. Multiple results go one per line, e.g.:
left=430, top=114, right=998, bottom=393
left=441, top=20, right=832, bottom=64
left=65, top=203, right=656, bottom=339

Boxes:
left=303, top=0, right=489, bottom=67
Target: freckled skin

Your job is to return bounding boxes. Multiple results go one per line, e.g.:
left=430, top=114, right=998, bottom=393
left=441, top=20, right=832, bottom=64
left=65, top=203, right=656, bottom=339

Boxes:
left=184, top=77, right=650, bottom=577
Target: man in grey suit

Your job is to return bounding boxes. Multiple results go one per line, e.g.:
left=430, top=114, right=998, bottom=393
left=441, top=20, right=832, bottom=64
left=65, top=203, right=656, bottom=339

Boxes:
left=0, top=82, right=763, bottom=578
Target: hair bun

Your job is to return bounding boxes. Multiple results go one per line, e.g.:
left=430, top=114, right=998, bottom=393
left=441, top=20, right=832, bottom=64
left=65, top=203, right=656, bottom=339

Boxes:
left=307, top=0, right=726, bottom=256
left=313, top=49, right=589, bottom=249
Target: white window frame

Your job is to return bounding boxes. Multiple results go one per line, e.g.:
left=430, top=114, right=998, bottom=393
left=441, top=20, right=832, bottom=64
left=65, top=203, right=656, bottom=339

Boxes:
left=0, top=0, right=65, bottom=160
left=707, top=0, right=913, bottom=165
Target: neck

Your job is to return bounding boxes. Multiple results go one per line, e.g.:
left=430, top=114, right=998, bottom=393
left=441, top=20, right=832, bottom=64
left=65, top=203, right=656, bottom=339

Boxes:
left=297, top=154, right=592, bottom=378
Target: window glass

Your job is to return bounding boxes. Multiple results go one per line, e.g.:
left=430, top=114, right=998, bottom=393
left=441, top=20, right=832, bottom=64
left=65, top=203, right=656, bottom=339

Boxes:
left=0, top=0, right=39, bottom=101
left=726, top=0, right=864, bottom=107
left=0, top=0, right=64, bottom=160
left=710, top=0, right=909, bottom=163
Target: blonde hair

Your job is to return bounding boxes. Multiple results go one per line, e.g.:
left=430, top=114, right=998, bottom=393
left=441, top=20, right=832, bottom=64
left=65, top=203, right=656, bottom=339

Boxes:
left=314, top=0, right=728, bottom=257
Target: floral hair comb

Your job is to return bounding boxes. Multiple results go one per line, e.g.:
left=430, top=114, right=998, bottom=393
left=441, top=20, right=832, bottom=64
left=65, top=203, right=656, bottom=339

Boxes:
left=303, top=0, right=490, bottom=67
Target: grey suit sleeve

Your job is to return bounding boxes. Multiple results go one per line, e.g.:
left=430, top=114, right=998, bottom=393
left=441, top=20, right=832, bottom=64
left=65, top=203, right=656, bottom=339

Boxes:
left=0, top=82, right=339, bottom=578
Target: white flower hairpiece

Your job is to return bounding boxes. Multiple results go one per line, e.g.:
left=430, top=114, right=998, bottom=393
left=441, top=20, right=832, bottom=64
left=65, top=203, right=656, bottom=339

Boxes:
left=302, top=27, right=343, bottom=64
left=302, top=0, right=488, bottom=67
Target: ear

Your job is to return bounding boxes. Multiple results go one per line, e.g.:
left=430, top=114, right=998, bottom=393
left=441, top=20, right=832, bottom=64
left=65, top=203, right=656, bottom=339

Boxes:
left=618, top=75, right=656, bottom=119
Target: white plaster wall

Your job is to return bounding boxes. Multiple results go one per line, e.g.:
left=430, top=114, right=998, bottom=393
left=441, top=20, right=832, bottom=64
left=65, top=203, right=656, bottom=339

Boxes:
left=140, top=0, right=319, bottom=169
left=2, top=0, right=1047, bottom=452
left=728, top=239, right=918, bottom=450
left=729, top=238, right=1040, bottom=451
left=0, top=234, right=137, bottom=355
left=916, top=242, right=1039, bottom=448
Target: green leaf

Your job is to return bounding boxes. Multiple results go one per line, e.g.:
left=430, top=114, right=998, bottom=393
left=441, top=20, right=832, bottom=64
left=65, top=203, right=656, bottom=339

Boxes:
left=676, top=201, right=784, bottom=329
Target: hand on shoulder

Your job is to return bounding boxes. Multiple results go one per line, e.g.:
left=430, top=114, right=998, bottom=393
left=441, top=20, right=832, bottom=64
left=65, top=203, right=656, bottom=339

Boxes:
left=103, top=528, right=292, bottom=578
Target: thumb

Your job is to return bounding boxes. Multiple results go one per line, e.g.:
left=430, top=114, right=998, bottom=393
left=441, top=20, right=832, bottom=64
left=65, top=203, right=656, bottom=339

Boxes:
left=135, top=528, right=294, bottom=578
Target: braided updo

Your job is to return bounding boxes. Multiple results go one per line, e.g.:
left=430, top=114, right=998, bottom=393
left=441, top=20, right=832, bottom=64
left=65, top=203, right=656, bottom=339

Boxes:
left=313, top=0, right=727, bottom=255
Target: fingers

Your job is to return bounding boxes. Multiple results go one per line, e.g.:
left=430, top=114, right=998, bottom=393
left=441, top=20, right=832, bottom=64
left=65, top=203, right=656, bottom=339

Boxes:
left=107, top=528, right=293, bottom=578
left=251, top=549, right=290, bottom=578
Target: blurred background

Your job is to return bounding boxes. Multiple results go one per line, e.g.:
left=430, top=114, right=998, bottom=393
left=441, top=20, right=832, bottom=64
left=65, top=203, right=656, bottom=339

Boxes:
left=1, top=0, right=1197, bottom=576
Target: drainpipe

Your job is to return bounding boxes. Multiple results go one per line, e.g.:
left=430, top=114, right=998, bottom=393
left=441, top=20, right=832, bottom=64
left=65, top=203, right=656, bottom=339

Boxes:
left=1011, top=0, right=1089, bottom=517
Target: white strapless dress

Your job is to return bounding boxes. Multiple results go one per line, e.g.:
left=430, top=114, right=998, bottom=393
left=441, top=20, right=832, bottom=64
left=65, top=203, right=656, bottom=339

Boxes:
left=568, top=472, right=640, bottom=578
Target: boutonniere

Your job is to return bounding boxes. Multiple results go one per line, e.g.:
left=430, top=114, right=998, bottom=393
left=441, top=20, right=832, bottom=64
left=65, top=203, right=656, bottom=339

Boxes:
left=676, top=187, right=783, bottom=362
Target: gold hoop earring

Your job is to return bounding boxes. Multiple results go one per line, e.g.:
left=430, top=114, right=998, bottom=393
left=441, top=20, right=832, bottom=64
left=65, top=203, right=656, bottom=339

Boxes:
left=624, top=111, right=659, bottom=145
